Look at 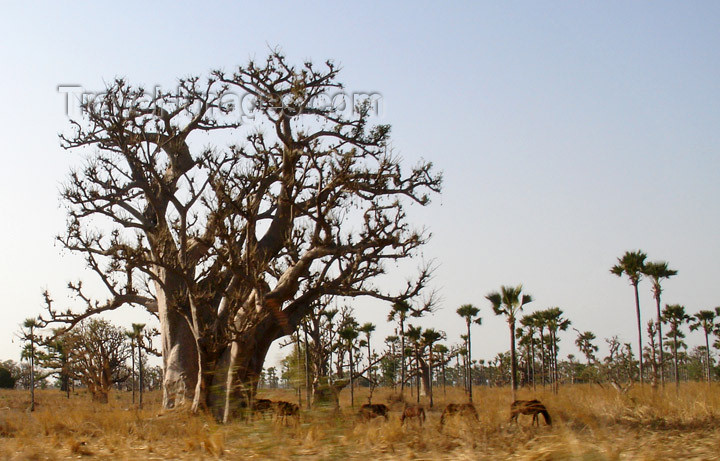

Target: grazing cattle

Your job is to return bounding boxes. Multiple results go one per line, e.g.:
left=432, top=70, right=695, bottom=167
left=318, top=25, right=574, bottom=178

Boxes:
left=274, top=401, right=300, bottom=425
left=251, top=398, right=274, bottom=419
left=359, top=403, right=389, bottom=421
left=439, top=403, right=479, bottom=426
left=400, top=404, right=426, bottom=426
left=510, top=399, right=552, bottom=426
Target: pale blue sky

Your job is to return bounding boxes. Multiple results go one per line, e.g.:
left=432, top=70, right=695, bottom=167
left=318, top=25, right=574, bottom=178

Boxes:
left=0, top=2, right=719, bottom=367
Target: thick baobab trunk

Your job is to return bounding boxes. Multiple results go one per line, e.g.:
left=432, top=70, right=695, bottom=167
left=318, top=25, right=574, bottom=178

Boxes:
left=156, top=281, right=199, bottom=409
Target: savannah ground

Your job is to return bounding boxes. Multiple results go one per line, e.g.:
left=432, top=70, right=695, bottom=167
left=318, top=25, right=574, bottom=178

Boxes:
left=1, top=383, right=719, bottom=460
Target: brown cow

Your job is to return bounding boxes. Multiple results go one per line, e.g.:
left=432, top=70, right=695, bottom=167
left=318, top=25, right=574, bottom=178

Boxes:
left=510, top=399, right=551, bottom=426
left=439, top=403, right=479, bottom=426
left=274, top=401, right=300, bottom=425
left=400, top=404, right=426, bottom=426
left=359, top=403, right=389, bottom=421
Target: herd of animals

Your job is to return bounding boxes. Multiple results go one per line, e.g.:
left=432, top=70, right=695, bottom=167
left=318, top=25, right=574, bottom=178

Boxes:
left=249, top=397, right=552, bottom=428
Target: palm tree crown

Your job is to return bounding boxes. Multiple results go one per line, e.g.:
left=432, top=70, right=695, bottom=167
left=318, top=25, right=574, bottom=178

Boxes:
left=611, top=250, right=647, bottom=286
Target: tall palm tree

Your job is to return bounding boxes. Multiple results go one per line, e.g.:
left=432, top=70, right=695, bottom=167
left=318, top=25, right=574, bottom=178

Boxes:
left=690, top=310, right=716, bottom=382
left=359, top=322, right=376, bottom=382
left=421, top=328, right=444, bottom=407
left=131, top=323, right=145, bottom=408
left=433, top=343, right=449, bottom=396
left=662, top=304, right=689, bottom=390
left=642, top=261, right=677, bottom=386
left=611, top=250, right=648, bottom=383
left=486, top=285, right=533, bottom=400
left=456, top=304, right=481, bottom=401
left=531, top=311, right=549, bottom=387
left=125, top=330, right=136, bottom=405
left=543, top=307, right=571, bottom=393
left=520, top=314, right=538, bottom=390
left=388, top=301, right=411, bottom=394
left=21, top=318, right=40, bottom=412
left=405, top=324, right=423, bottom=403
left=385, top=335, right=399, bottom=391
left=338, top=321, right=359, bottom=407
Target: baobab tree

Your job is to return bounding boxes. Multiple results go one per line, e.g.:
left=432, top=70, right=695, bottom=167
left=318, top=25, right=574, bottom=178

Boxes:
left=689, top=310, right=716, bottom=382
left=42, top=51, right=441, bottom=421
left=642, top=261, right=677, bottom=385
left=486, top=285, right=533, bottom=400
left=456, top=304, right=481, bottom=401
left=611, top=250, right=647, bottom=384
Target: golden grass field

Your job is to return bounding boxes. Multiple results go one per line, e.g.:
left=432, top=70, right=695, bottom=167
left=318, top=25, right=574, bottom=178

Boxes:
left=1, top=383, right=719, bottom=460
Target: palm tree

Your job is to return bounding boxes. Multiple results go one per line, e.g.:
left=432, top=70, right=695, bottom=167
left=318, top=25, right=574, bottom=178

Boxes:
left=405, top=325, right=423, bottom=403
left=21, top=318, right=40, bottom=412
left=642, top=261, right=677, bottom=385
left=385, top=335, right=399, bottom=391
left=611, top=250, right=648, bottom=383
left=486, top=285, right=533, bottom=400
left=421, top=328, right=444, bottom=407
left=359, top=322, right=376, bottom=382
left=543, top=307, right=571, bottom=393
left=434, top=343, right=449, bottom=396
left=520, top=314, right=538, bottom=389
left=388, top=301, right=411, bottom=394
left=532, top=311, right=549, bottom=387
left=338, top=320, right=359, bottom=407
left=125, top=330, right=136, bottom=405
left=456, top=304, right=481, bottom=401
left=574, top=330, right=598, bottom=365
left=662, top=304, right=689, bottom=389
left=690, top=310, right=716, bottom=382
left=131, top=323, right=145, bottom=408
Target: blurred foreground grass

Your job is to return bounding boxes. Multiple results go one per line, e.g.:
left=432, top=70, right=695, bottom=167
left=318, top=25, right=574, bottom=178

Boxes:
left=1, top=382, right=719, bottom=460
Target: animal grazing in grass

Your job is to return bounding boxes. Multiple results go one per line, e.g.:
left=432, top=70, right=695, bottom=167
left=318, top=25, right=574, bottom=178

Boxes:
left=251, top=398, right=274, bottom=419
left=359, top=403, right=389, bottom=421
left=510, top=399, right=552, bottom=426
left=439, top=403, right=479, bottom=426
left=274, top=401, right=300, bottom=425
left=400, top=404, right=426, bottom=426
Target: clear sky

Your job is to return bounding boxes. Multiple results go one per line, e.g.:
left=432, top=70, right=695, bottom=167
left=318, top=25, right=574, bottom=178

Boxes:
left=0, top=2, right=719, bottom=368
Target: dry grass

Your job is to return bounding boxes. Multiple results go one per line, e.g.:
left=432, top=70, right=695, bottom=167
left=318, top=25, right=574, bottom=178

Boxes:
left=0, top=383, right=719, bottom=459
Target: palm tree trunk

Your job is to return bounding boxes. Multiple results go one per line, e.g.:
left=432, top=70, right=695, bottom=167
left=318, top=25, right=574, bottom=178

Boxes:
left=415, top=346, right=421, bottom=404
left=400, top=318, right=405, bottom=395
left=510, top=319, right=518, bottom=401
left=138, top=343, right=143, bottom=409
left=530, top=337, right=536, bottom=391
left=633, top=283, right=644, bottom=384
left=705, top=330, right=711, bottom=382
left=673, top=332, right=679, bottom=390
left=539, top=330, right=546, bottom=388
left=349, top=347, right=354, bottom=407
left=467, top=321, right=473, bottom=402
left=131, top=342, right=136, bottom=405
left=655, top=294, right=665, bottom=386
left=428, top=348, right=434, bottom=408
